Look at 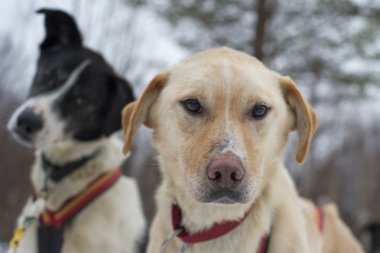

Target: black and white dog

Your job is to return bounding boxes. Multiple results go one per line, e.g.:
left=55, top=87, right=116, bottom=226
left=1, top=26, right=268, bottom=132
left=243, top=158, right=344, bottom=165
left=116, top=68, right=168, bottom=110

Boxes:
left=7, top=9, right=145, bottom=253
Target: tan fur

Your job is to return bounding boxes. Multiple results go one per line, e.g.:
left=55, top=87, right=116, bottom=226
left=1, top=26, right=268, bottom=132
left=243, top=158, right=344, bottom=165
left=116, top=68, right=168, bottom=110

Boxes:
left=279, top=77, right=318, bottom=164
left=122, top=47, right=363, bottom=253
left=122, top=72, right=170, bottom=154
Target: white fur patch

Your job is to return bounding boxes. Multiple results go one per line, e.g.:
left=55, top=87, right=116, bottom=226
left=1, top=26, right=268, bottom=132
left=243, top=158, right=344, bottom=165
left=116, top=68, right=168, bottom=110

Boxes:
left=7, top=60, right=91, bottom=149
left=12, top=137, right=146, bottom=253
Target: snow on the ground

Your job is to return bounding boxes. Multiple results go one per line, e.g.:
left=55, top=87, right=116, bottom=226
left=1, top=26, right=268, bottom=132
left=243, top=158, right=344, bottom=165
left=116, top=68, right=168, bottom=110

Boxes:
left=0, top=242, right=7, bottom=253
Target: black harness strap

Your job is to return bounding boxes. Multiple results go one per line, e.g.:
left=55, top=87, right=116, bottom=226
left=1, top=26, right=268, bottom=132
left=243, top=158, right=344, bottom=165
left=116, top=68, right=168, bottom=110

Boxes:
left=263, top=234, right=271, bottom=253
left=37, top=225, right=64, bottom=253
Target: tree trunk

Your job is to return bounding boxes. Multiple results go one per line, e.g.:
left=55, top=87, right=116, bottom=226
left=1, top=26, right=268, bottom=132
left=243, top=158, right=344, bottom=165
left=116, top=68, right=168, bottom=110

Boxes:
left=254, top=0, right=275, bottom=61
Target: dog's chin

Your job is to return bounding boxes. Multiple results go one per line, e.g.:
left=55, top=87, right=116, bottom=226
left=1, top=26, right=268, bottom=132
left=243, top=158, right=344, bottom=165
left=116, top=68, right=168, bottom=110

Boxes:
left=193, top=188, right=250, bottom=205
left=10, top=129, right=36, bottom=149
left=9, top=129, right=63, bottom=150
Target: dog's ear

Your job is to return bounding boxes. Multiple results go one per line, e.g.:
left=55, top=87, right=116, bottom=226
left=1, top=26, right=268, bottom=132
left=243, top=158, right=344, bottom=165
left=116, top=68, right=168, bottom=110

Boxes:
left=103, top=75, right=135, bottom=136
left=37, top=9, right=82, bottom=50
left=122, top=72, right=170, bottom=154
left=280, top=77, right=318, bottom=164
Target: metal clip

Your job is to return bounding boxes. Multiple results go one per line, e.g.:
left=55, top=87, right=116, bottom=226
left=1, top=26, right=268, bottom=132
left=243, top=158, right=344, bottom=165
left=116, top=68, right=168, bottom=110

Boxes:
left=159, top=228, right=186, bottom=253
left=24, top=216, right=37, bottom=227
left=178, top=243, right=188, bottom=253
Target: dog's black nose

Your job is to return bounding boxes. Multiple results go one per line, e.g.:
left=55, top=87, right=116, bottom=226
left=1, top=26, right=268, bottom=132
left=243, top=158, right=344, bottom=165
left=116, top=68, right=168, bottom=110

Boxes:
left=207, top=152, right=245, bottom=189
left=16, top=109, right=43, bottom=137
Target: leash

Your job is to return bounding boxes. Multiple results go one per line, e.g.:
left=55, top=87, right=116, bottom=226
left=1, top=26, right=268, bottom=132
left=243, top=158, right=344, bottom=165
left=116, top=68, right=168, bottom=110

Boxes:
left=159, top=228, right=186, bottom=253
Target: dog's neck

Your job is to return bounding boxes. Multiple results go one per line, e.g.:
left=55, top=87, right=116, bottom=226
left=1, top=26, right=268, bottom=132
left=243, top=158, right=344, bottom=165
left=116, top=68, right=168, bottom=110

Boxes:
left=40, top=138, right=105, bottom=165
left=41, top=147, right=100, bottom=182
left=156, top=162, right=295, bottom=252
left=31, top=136, right=126, bottom=210
left=166, top=187, right=254, bottom=233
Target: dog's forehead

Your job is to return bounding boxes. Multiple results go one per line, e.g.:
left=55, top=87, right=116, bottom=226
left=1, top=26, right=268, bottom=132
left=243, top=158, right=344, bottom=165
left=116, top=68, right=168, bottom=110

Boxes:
left=167, top=48, right=281, bottom=99
left=29, top=49, right=112, bottom=98
left=39, top=48, right=107, bottom=71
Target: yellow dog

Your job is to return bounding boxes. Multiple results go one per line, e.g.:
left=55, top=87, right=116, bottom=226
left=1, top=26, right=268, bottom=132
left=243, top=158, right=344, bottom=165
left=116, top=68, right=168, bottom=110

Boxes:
left=123, top=48, right=363, bottom=253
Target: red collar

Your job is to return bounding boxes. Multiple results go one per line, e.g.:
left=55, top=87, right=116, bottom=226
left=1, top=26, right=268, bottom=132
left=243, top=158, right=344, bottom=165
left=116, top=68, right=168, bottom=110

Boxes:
left=40, top=168, right=121, bottom=227
left=171, top=203, right=270, bottom=253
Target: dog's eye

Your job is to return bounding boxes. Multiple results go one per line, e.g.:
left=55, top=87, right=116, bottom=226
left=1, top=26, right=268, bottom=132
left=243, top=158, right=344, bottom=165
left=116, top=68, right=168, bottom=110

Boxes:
left=182, top=99, right=202, bottom=114
left=44, top=69, right=53, bottom=77
left=57, top=69, right=69, bottom=82
left=74, top=97, right=86, bottom=106
left=43, top=69, right=56, bottom=86
left=251, top=104, right=270, bottom=119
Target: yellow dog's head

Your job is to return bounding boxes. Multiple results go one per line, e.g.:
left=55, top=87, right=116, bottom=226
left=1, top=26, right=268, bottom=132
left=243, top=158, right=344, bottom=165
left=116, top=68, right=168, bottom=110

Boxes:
left=122, top=48, right=317, bottom=205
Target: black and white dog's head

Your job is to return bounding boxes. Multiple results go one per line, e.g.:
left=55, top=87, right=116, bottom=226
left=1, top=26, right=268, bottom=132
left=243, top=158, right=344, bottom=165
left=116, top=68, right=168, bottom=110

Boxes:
left=8, top=9, right=134, bottom=150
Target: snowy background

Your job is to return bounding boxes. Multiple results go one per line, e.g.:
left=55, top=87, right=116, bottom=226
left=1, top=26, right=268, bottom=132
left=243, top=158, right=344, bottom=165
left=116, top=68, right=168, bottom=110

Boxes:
left=0, top=0, right=379, bottom=251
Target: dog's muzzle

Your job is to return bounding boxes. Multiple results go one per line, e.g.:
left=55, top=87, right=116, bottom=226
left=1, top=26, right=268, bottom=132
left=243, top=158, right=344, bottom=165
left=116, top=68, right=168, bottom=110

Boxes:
left=13, top=108, right=44, bottom=143
left=207, top=152, right=245, bottom=189
left=199, top=152, right=248, bottom=204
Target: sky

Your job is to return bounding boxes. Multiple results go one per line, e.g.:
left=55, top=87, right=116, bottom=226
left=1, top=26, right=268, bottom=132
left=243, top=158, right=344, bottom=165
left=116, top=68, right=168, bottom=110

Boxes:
left=0, top=0, right=188, bottom=97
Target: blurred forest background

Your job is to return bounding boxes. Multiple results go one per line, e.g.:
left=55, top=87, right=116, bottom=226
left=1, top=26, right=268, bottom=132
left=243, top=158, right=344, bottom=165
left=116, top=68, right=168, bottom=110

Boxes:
left=0, top=0, right=379, bottom=252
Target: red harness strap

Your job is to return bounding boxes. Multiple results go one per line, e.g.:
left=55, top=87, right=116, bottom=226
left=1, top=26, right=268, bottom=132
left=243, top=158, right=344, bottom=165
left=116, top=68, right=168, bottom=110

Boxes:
left=257, top=235, right=270, bottom=253
left=171, top=204, right=270, bottom=252
left=315, top=207, right=324, bottom=233
left=40, top=168, right=121, bottom=226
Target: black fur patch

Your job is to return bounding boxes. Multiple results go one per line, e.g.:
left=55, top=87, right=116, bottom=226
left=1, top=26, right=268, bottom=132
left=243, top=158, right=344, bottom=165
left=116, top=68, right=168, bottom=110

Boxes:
left=30, top=9, right=134, bottom=141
